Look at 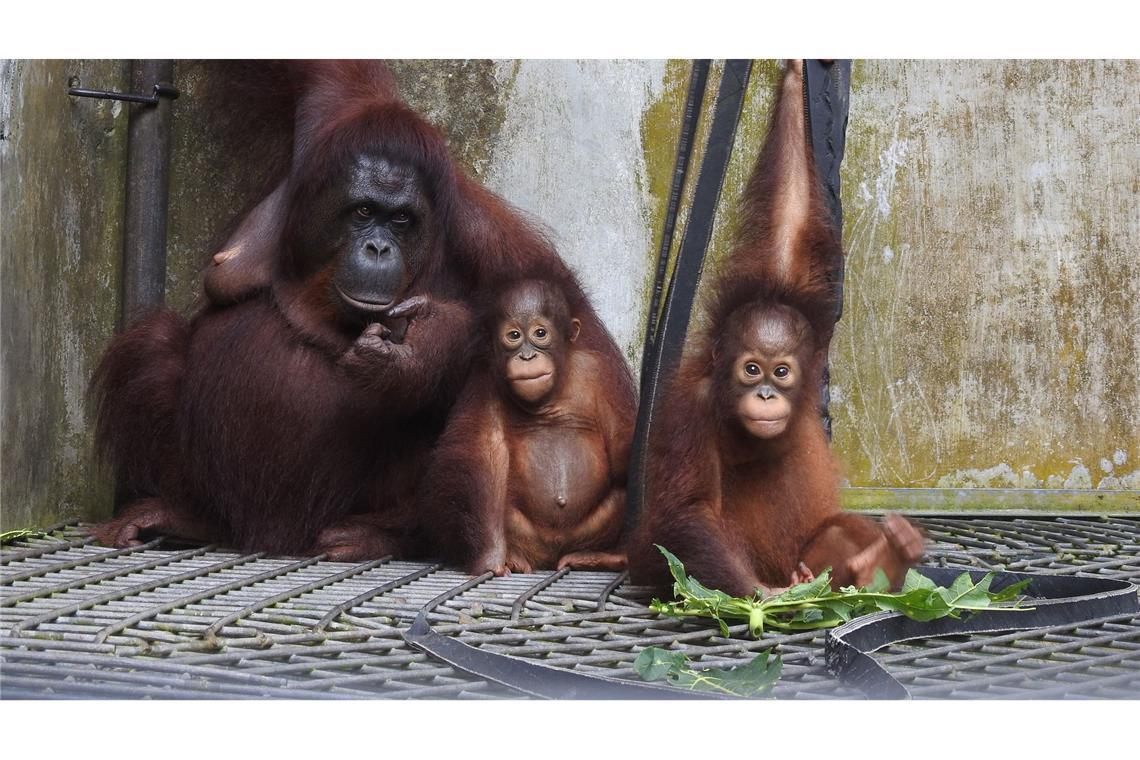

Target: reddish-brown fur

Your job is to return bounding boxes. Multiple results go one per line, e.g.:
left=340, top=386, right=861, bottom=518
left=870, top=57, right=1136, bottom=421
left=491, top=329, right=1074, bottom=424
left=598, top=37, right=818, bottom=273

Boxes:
left=630, top=61, right=924, bottom=596
left=420, top=280, right=634, bottom=575
left=92, top=61, right=632, bottom=559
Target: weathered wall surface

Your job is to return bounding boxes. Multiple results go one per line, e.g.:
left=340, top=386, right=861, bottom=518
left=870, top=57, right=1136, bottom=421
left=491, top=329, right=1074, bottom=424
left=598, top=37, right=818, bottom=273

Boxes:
left=829, top=61, right=1138, bottom=492
left=2, top=60, right=127, bottom=528
left=2, top=59, right=1136, bottom=528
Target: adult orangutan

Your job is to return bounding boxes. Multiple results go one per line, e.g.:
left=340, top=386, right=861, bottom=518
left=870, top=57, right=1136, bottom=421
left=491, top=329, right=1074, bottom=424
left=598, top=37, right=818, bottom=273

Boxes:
left=629, top=60, right=924, bottom=595
left=92, top=61, right=634, bottom=560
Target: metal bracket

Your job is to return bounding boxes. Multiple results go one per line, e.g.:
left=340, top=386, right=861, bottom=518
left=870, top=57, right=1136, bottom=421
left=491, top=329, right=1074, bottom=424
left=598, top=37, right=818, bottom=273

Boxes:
left=68, top=82, right=179, bottom=105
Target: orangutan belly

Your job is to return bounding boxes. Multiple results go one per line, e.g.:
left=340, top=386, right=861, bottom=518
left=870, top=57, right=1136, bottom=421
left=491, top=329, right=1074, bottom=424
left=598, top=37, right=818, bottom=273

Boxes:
left=506, top=425, right=612, bottom=559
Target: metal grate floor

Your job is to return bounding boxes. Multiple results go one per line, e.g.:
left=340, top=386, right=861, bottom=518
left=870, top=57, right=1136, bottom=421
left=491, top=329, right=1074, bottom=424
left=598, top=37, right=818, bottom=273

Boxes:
left=2, top=514, right=1138, bottom=699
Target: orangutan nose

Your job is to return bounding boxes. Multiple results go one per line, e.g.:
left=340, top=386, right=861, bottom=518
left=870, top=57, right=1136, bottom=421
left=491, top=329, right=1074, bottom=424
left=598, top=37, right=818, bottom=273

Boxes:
left=757, top=385, right=775, bottom=400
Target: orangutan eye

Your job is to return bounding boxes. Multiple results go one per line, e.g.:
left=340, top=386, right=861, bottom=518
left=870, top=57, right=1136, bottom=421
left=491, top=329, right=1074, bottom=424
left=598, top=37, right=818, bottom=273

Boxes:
left=774, top=365, right=790, bottom=379
left=390, top=211, right=412, bottom=229
left=356, top=205, right=373, bottom=218
left=507, top=330, right=522, bottom=341
left=534, top=327, right=548, bottom=339
left=744, top=363, right=761, bottom=376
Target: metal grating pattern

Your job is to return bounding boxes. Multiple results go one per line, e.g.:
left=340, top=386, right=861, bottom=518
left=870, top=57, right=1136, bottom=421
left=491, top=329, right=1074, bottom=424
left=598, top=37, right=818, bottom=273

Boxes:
left=2, top=514, right=1138, bottom=699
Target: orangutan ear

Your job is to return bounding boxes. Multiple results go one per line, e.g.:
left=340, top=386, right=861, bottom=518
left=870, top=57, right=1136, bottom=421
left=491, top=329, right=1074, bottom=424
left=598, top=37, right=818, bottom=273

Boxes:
left=568, top=318, right=581, bottom=343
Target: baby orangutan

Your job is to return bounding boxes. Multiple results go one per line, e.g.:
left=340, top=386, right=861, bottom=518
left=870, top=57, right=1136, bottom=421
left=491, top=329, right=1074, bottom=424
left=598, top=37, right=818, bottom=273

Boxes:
left=421, top=279, right=634, bottom=575
left=630, top=60, right=924, bottom=596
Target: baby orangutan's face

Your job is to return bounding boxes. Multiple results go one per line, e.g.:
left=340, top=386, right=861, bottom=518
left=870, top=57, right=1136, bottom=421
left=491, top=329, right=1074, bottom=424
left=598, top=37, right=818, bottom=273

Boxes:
left=496, top=285, right=580, bottom=406
left=726, top=305, right=814, bottom=439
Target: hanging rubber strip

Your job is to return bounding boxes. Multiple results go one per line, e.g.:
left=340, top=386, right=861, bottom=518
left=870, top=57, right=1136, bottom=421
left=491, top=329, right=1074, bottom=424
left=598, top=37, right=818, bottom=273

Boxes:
left=638, top=60, right=710, bottom=395
left=626, top=59, right=753, bottom=534
left=826, top=565, right=1140, bottom=699
left=803, top=59, right=852, bottom=439
left=803, top=60, right=851, bottom=246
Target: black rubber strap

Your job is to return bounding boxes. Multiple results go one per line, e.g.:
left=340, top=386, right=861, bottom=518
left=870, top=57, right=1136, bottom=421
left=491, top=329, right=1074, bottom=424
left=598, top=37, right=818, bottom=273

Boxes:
left=639, top=61, right=710, bottom=395
left=826, top=566, right=1140, bottom=699
left=803, top=60, right=851, bottom=246
left=403, top=612, right=723, bottom=699
left=626, top=59, right=753, bottom=534
left=803, top=59, right=852, bottom=439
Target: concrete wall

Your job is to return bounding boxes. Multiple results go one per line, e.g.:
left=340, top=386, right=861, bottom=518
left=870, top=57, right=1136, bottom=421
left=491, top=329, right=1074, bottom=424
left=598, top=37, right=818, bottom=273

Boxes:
left=3, top=59, right=1137, bottom=528
left=831, top=61, right=1138, bottom=501
left=2, top=60, right=128, bottom=528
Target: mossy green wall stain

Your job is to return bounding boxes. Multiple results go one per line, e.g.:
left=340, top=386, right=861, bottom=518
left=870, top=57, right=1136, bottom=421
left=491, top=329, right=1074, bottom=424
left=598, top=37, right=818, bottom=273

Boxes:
left=1, top=60, right=127, bottom=529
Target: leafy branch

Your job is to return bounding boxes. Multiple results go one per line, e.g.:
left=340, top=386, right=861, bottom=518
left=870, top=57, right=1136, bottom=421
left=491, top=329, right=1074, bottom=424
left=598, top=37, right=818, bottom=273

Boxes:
left=649, top=545, right=1032, bottom=638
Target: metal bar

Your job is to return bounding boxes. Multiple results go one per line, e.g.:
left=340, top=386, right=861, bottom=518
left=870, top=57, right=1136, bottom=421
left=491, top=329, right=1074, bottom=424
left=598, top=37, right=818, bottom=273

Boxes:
left=0, top=647, right=293, bottom=686
left=93, top=554, right=327, bottom=644
left=971, top=667, right=1140, bottom=700
left=120, top=59, right=175, bottom=326
left=418, top=572, right=494, bottom=617
left=1, top=543, right=208, bottom=607
left=143, top=627, right=396, bottom=658
left=314, top=563, right=442, bottom=631
left=510, top=567, right=568, bottom=621
left=0, top=674, right=348, bottom=700
left=1, top=537, right=164, bottom=586
left=880, top=612, right=1140, bottom=667
left=908, top=645, right=1140, bottom=697
left=596, top=570, right=629, bottom=611
left=288, top=663, right=480, bottom=692
left=0, top=536, right=94, bottom=564
left=0, top=662, right=281, bottom=695
left=9, top=551, right=260, bottom=634
left=38, top=519, right=82, bottom=534
left=241, top=647, right=429, bottom=676
left=1007, top=555, right=1140, bottom=575
left=68, top=82, right=178, bottom=105
left=198, top=556, right=390, bottom=643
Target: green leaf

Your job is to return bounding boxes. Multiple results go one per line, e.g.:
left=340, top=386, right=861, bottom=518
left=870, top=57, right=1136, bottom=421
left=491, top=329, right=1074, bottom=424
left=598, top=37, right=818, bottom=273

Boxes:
left=940, top=572, right=977, bottom=604
left=873, top=588, right=954, bottom=621
left=779, top=569, right=834, bottom=601
left=670, top=651, right=781, bottom=698
left=866, top=568, right=891, bottom=593
left=937, top=572, right=998, bottom=610
left=636, top=650, right=782, bottom=697
left=633, top=647, right=687, bottom=682
left=990, top=578, right=1032, bottom=603
left=902, top=569, right=938, bottom=592
left=792, top=608, right=825, bottom=624
left=657, top=545, right=734, bottom=605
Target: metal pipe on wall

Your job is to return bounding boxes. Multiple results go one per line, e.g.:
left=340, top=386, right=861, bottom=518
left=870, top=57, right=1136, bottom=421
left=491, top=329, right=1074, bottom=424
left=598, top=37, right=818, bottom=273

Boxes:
left=120, top=59, right=175, bottom=327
